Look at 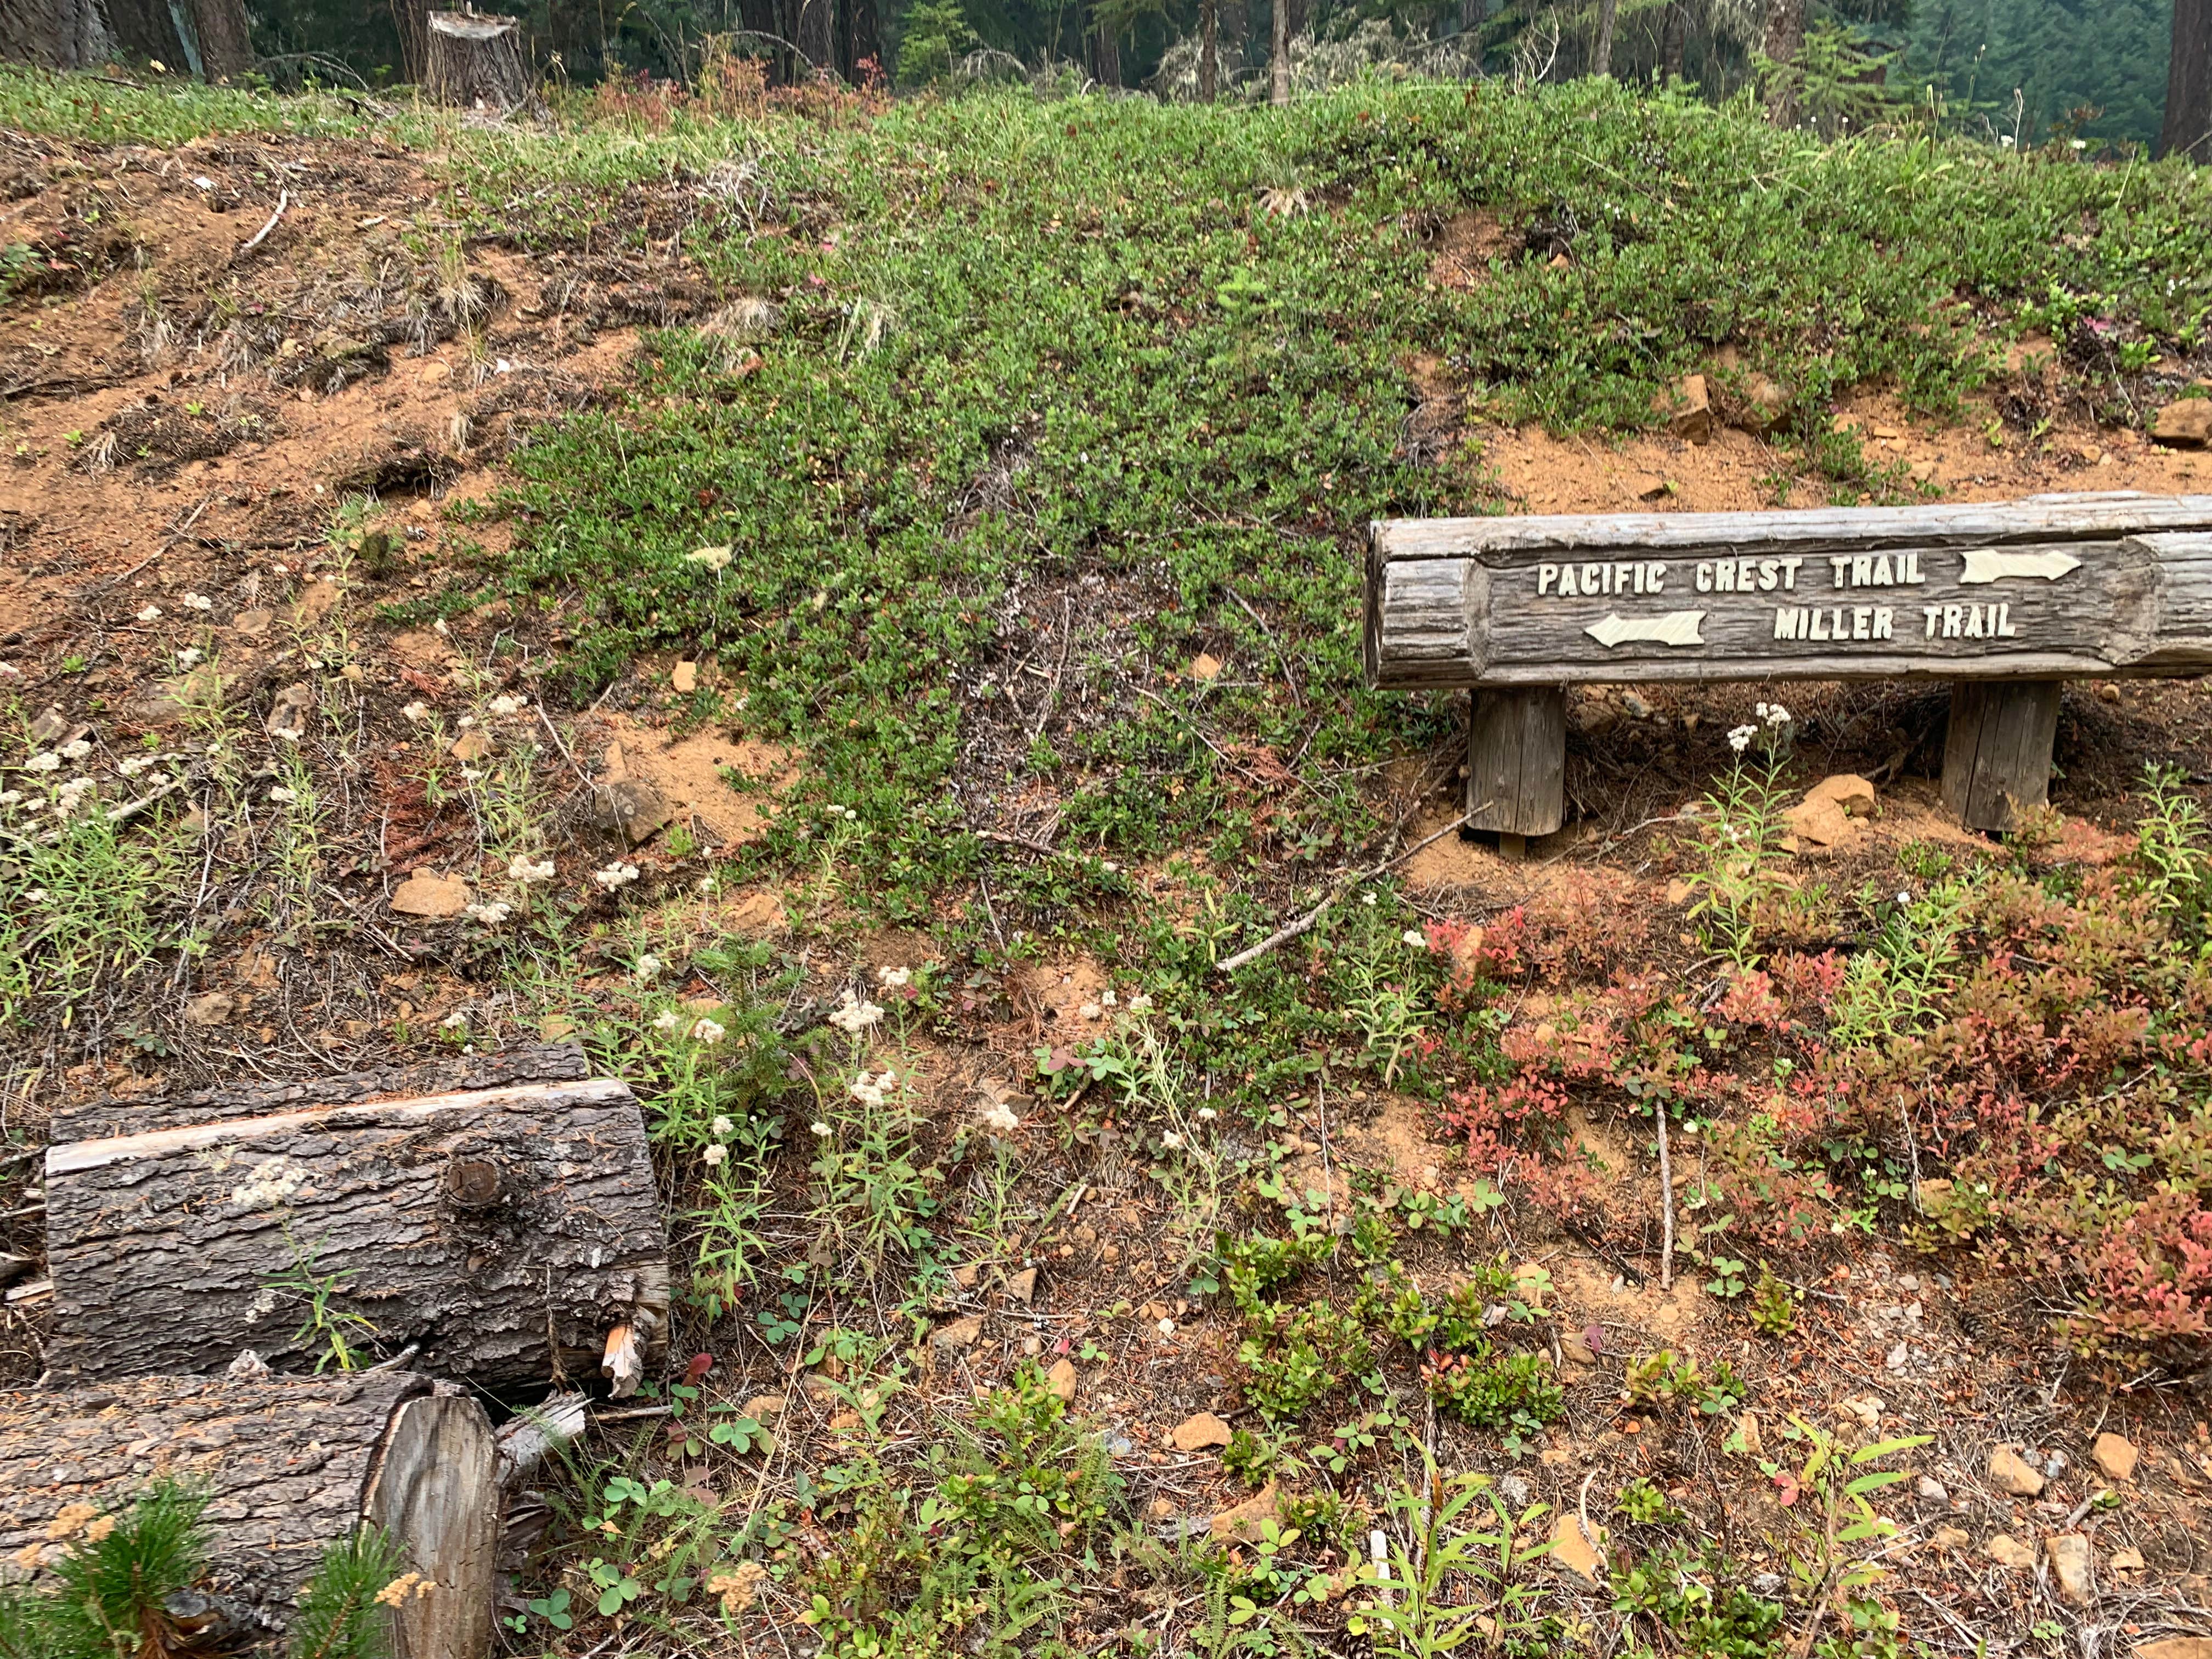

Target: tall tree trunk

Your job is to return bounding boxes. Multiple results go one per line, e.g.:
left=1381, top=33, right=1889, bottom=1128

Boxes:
left=1459, top=0, right=1483, bottom=41
left=794, top=0, right=832, bottom=76
left=390, top=0, right=432, bottom=81
left=1269, top=0, right=1288, bottom=101
left=2162, top=0, right=2212, bottom=158
left=93, top=0, right=193, bottom=67
left=0, top=0, right=112, bottom=66
left=1660, top=0, right=1685, bottom=82
left=1091, top=5, right=1119, bottom=85
left=1763, top=0, right=1805, bottom=122
left=185, top=0, right=252, bottom=78
left=1590, top=0, right=1618, bottom=75
left=842, top=0, right=882, bottom=82
left=1198, top=0, right=1217, bottom=98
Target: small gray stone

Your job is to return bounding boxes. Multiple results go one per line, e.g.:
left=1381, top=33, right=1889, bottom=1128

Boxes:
left=1916, top=1476, right=1949, bottom=1502
left=588, top=778, right=673, bottom=840
left=1498, top=1475, right=1533, bottom=1509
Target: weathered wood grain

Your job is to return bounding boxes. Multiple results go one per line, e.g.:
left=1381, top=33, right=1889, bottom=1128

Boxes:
left=1365, top=494, right=2212, bottom=688
left=55, top=1042, right=590, bottom=1143
left=0, top=1371, right=495, bottom=1658
left=1942, top=680, right=2063, bottom=831
left=43, top=1078, right=668, bottom=1391
left=1469, top=687, right=1565, bottom=837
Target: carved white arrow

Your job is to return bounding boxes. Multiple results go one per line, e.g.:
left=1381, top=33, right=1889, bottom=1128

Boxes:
left=1584, top=610, right=1707, bottom=649
left=1959, top=548, right=2082, bottom=584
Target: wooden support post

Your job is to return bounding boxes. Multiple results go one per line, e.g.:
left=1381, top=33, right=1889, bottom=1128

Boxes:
left=1942, top=679, right=2061, bottom=832
left=1468, top=686, right=1566, bottom=839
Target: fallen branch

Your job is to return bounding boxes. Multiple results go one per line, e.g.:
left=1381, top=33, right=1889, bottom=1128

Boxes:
left=1216, top=812, right=1470, bottom=974
left=1655, top=1098, right=1675, bottom=1291
left=234, top=190, right=291, bottom=260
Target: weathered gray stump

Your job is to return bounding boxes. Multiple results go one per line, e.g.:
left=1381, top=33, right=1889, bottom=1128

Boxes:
left=425, top=10, right=532, bottom=111
left=43, top=1066, right=669, bottom=1392
left=1942, top=679, right=2062, bottom=832
left=1468, top=686, right=1566, bottom=842
left=0, top=1372, right=497, bottom=1659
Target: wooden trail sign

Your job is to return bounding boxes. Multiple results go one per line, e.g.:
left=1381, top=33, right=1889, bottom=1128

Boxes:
left=1363, top=493, right=2212, bottom=836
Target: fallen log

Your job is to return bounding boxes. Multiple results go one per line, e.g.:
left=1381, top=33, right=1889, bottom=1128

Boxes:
left=44, top=1075, right=669, bottom=1392
left=0, top=1371, right=496, bottom=1659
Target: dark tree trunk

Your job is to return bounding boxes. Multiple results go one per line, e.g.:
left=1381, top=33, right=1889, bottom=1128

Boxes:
left=1660, top=0, right=1685, bottom=82
left=185, top=0, right=252, bottom=78
left=0, top=1373, right=498, bottom=1659
left=1269, top=0, right=1288, bottom=101
left=0, top=0, right=112, bottom=67
left=1091, top=5, right=1120, bottom=85
left=2162, top=0, right=2212, bottom=159
left=44, top=1073, right=669, bottom=1393
left=1763, top=0, right=1806, bottom=122
left=85, top=0, right=194, bottom=67
left=1459, top=0, right=1483, bottom=41
left=390, top=0, right=432, bottom=81
left=794, top=0, right=832, bottom=75
left=841, top=0, right=882, bottom=82
left=1199, top=0, right=1217, bottom=98
left=1590, top=0, right=1618, bottom=75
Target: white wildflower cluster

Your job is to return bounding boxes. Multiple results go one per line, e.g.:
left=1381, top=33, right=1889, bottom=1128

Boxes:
left=653, top=1008, right=682, bottom=1031
left=1402, top=929, right=1427, bottom=950
left=59, top=739, right=91, bottom=761
left=176, top=647, right=202, bottom=668
left=876, top=965, right=912, bottom=988
left=117, top=754, right=159, bottom=777
left=703, top=1143, right=728, bottom=1166
left=136, top=605, right=163, bottom=622
left=53, top=776, right=98, bottom=819
left=488, top=694, right=526, bottom=716
left=1726, top=724, right=1759, bottom=754
left=635, top=953, right=664, bottom=979
left=509, top=855, right=556, bottom=883
left=440, top=1011, right=469, bottom=1030
left=980, top=1099, right=1020, bottom=1133
left=692, top=1018, right=727, bottom=1045
left=24, top=752, right=60, bottom=774
left=1754, top=701, right=1791, bottom=728
left=686, top=545, right=734, bottom=572
left=851, top=1069, right=899, bottom=1109
left=594, top=860, right=640, bottom=891
left=827, top=988, right=883, bottom=1034
left=1160, top=1130, right=1185, bottom=1150
left=267, top=785, right=297, bottom=804
left=810, top=1119, right=833, bottom=1138
left=182, top=592, right=215, bottom=612
left=401, top=701, right=431, bottom=723
left=464, top=900, right=512, bottom=926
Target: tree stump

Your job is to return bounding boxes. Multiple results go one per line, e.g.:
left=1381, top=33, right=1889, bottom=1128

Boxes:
left=43, top=1071, right=669, bottom=1392
left=1467, top=686, right=1566, bottom=839
left=0, top=1372, right=498, bottom=1659
left=425, top=10, right=531, bottom=111
left=1942, top=679, right=2061, bottom=832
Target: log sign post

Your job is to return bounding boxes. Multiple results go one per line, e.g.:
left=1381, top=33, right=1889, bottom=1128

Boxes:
left=1364, top=493, right=2212, bottom=837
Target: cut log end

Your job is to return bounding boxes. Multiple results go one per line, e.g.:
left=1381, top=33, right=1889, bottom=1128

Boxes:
left=0, top=1375, right=497, bottom=1658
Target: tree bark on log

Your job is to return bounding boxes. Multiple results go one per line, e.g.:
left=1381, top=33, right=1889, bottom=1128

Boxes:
left=0, top=1372, right=497, bottom=1659
left=1269, top=0, right=1290, bottom=102
left=43, top=1076, right=669, bottom=1393
left=425, top=10, right=531, bottom=110
left=2162, top=0, right=2212, bottom=159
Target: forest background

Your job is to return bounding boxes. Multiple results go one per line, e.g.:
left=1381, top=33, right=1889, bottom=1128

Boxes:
left=239, top=0, right=2176, bottom=154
